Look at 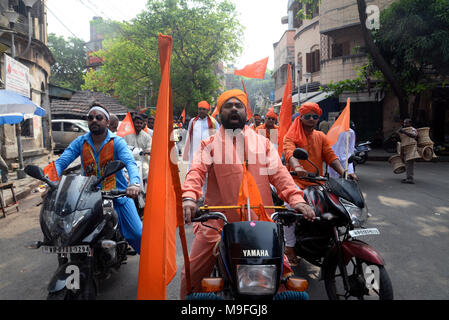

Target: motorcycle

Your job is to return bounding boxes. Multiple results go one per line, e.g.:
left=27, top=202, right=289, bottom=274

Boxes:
left=354, top=141, right=371, bottom=164
left=186, top=206, right=310, bottom=301
left=24, top=161, right=132, bottom=300
left=276, top=148, right=393, bottom=300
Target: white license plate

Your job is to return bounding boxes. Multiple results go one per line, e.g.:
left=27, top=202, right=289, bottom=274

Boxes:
left=349, top=228, right=380, bottom=238
left=42, top=245, right=90, bottom=254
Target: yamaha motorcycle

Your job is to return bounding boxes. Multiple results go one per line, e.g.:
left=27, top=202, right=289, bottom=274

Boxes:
left=186, top=207, right=310, bottom=301
left=24, top=161, right=131, bottom=300
left=274, top=148, right=393, bottom=300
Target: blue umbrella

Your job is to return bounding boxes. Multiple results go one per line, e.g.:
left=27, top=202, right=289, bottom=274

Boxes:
left=0, top=89, right=46, bottom=125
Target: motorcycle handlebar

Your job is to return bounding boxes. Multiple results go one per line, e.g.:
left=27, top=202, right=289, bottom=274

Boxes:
left=271, top=210, right=321, bottom=223
left=290, top=171, right=328, bottom=181
left=191, top=211, right=229, bottom=224
left=102, top=189, right=127, bottom=199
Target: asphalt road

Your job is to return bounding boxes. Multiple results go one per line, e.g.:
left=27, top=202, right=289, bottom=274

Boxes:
left=0, top=161, right=448, bottom=300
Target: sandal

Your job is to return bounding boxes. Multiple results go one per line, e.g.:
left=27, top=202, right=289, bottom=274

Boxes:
left=284, top=246, right=300, bottom=267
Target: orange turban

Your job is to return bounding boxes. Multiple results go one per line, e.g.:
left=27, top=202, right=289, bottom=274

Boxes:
left=299, top=102, right=322, bottom=117
left=216, top=89, right=249, bottom=114
left=285, top=102, right=322, bottom=148
left=266, top=109, right=278, bottom=120
left=198, top=101, right=210, bottom=110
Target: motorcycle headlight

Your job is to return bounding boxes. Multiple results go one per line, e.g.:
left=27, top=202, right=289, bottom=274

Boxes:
left=340, top=198, right=369, bottom=228
left=44, top=209, right=90, bottom=238
left=236, top=265, right=277, bottom=295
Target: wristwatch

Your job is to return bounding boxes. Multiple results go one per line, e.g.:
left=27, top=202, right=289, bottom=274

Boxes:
left=130, top=183, right=141, bottom=188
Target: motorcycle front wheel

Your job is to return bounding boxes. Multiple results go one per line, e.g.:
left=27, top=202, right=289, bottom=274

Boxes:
left=324, top=257, right=393, bottom=300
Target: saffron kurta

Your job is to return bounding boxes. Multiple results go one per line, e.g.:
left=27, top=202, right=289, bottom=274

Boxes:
left=180, top=126, right=305, bottom=298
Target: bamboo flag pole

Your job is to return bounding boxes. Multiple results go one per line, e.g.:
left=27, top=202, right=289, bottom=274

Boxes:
left=345, top=130, right=350, bottom=179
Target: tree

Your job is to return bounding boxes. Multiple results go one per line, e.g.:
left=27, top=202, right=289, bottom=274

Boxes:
left=83, top=0, right=243, bottom=116
left=48, top=33, right=87, bottom=91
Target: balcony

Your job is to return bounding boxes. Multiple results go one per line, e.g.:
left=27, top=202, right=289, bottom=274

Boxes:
left=320, top=53, right=369, bottom=85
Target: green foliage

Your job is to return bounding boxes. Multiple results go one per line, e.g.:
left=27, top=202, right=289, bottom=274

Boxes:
left=372, top=0, right=449, bottom=94
left=82, top=0, right=243, bottom=116
left=48, top=33, right=86, bottom=91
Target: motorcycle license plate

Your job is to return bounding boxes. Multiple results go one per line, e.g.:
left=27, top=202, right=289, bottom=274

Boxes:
left=42, top=245, right=90, bottom=254
left=349, top=228, right=380, bottom=238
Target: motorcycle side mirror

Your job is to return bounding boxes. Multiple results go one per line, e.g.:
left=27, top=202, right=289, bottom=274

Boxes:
left=94, top=161, right=126, bottom=189
left=24, top=165, right=57, bottom=190
left=293, top=148, right=309, bottom=160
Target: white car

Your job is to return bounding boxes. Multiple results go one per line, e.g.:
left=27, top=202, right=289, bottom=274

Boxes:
left=52, top=119, right=89, bottom=152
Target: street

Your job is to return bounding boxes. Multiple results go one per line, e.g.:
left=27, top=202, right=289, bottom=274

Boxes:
left=0, top=160, right=448, bottom=300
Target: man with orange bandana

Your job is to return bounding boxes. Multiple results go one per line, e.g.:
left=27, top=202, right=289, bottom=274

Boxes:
left=179, top=89, right=315, bottom=298
left=282, top=101, right=355, bottom=264
left=256, top=109, right=279, bottom=147
left=183, top=101, right=220, bottom=167
left=44, top=103, right=143, bottom=254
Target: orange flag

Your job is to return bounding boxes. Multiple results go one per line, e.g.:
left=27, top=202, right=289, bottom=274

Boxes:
left=181, top=108, right=186, bottom=125
left=326, top=98, right=351, bottom=146
left=241, top=80, right=254, bottom=119
left=278, top=64, right=293, bottom=157
left=116, top=112, right=136, bottom=137
left=234, top=57, right=269, bottom=79
left=137, top=34, right=190, bottom=300
left=237, top=164, right=273, bottom=222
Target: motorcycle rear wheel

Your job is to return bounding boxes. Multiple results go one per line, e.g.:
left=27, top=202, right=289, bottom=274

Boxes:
left=324, top=257, right=393, bottom=300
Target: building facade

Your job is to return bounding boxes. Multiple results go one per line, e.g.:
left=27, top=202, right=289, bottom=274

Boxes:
left=0, top=0, right=55, bottom=167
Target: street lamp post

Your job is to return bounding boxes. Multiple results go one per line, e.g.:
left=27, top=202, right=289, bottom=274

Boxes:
left=295, top=64, right=302, bottom=107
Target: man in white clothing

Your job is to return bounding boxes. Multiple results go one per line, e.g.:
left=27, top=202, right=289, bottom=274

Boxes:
left=124, top=114, right=152, bottom=181
left=182, top=101, right=220, bottom=167
left=328, top=121, right=358, bottom=179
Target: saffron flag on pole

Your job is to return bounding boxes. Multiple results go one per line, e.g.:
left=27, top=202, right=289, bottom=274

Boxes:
left=326, top=98, right=351, bottom=147
left=137, top=34, right=191, bottom=300
left=278, top=64, right=293, bottom=157
left=234, top=57, right=269, bottom=79
left=181, top=108, right=186, bottom=125
left=116, top=112, right=136, bottom=137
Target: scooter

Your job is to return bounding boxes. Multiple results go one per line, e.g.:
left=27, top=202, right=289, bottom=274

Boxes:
left=24, top=161, right=131, bottom=300
left=354, top=141, right=371, bottom=164
left=186, top=206, right=310, bottom=301
left=279, top=148, right=393, bottom=300
left=126, top=146, right=148, bottom=218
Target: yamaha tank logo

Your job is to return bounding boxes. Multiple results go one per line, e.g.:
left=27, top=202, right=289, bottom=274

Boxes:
left=242, top=249, right=269, bottom=257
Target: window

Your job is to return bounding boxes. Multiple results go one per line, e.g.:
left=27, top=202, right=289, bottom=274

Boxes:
left=52, top=122, right=61, bottom=131
left=332, top=42, right=350, bottom=58
left=306, top=50, right=320, bottom=74
left=64, top=123, right=80, bottom=132
left=20, top=118, right=33, bottom=137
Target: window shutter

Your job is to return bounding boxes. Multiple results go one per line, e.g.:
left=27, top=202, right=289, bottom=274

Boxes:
left=306, top=52, right=312, bottom=73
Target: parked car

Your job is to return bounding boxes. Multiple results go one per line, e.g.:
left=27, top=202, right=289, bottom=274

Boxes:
left=52, top=119, right=89, bottom=153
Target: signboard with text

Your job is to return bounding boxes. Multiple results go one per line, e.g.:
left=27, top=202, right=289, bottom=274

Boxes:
left=4, top=54, right=30, bottom=98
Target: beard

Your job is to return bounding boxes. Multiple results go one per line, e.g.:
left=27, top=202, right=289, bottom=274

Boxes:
left=89, top=124, right=107, bottom=136
left=221, top=112, right=246, bottom=130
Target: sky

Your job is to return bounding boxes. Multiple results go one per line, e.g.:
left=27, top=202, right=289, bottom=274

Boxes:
left=46, top=0, right=290, bottom=70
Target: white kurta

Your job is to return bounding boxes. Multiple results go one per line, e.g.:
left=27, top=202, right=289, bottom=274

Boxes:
left=186, top=117, right=220, bottom=166
left=328, top=128, right=356, bottom=178
left=124, top=130, right=152, bottom=180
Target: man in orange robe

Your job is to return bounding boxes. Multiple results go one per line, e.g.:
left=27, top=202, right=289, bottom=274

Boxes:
left=180, top=90, right=315, bottom=298
left=256, top=109, right=279, bottom=147
left=282, top=102, right=353, bottom=264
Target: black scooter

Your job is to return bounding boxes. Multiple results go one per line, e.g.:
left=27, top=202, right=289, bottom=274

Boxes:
left=354, top=141, right=371, bottom=164
left=25, top=161, right=132, bottom=300
left=186, top=207, right=310, bottom=300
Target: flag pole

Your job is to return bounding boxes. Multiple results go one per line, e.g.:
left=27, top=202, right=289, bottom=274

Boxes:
left=345, top=130, right=350, bottom=179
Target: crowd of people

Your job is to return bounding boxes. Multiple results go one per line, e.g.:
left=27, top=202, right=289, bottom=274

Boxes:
left=40, top=88, right=419, bottom=298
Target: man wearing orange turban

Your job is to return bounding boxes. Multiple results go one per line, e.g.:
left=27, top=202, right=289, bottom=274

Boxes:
left=256, top=109, right=279, bottom=147
left=183, top=100, right=220, bottom=166
left=282, top=101, right=348, bottom=265
left=179, top=90, right=315, bottom=298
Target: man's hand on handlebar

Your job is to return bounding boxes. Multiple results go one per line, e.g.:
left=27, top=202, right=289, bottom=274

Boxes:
left=126, top=185, right=140, bottom=199
left=347, top=173, right=358, bottom=181
left=291, top=202, right=316, bottom=222
left=293, top=165, right=308, bottom=178
left=183, top=199, right=197, bottom=225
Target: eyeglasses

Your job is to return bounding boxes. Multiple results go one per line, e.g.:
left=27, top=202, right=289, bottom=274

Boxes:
left=267, top=117, right=276, bottom=121
left=88, top=115, right=105, bottom=121
left=303, top=114, right=319, bottom=120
